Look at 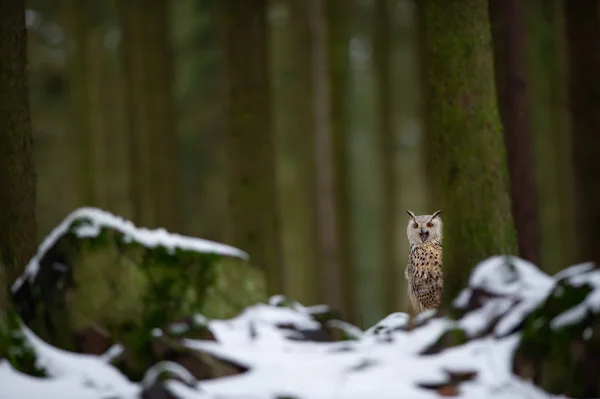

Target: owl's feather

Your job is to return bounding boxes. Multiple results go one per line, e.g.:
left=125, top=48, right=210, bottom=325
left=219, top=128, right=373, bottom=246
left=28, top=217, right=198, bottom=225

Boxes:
left=405, top=210, right=444, bottom=314
left=406, top=241, right=443, bottom=313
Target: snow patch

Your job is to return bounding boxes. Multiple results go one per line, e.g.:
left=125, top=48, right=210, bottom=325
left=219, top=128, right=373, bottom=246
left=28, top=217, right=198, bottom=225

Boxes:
left=4, top=255, right=593, bottom=398
left=12, top=207, right=249, bottom=292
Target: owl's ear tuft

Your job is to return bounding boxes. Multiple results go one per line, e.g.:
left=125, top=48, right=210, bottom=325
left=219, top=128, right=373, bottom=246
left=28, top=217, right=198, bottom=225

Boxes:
left=406, top=210, right=416, bottom=220
left=430, top=210, right=442, bottom=221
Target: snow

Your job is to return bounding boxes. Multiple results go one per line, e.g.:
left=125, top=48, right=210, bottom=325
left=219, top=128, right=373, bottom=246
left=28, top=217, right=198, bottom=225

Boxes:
left=204, top=303, right=323, bottom=345
left=1, top=325, right=139, bottom=399
left=550, top=263, right=600, bottom=329
left=3, top=255, right=592, bottom=398
left=456, top=255, right=555, bottom=337
left=0, top=362, right=122, bottom=399
left=11, top=207, right=249, bottom=292
left=141, top=361, right=198, bottom=390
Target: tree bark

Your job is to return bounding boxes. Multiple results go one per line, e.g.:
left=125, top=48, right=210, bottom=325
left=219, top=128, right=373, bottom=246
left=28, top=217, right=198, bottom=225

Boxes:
left=220, top=0, right=283, bottom=295
left=373, top=0, right=399, bottom=315
left=564, top=0, right=600, bottom=267
left=270, top=0, right=321, bottom=305
left=417, top=0, right=517, bottom=303
left=119, top=0, right=181, bottom=232
left=65, top=0, right=112, bottom=210
left=324, top=0, right=357, bottom=323
left=0, top=0, right=37, bottom=362
left=0, top=0, right=38, bottom=286
left=525, top=0, right=574, bottom=274
left=489, top=0, right=540, bottom=267
left=310, top=0, right=346, bottom=316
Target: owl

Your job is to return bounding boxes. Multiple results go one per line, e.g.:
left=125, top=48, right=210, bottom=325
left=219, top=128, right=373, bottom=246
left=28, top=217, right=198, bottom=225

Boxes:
left=405, top=210, right=443, bottom=314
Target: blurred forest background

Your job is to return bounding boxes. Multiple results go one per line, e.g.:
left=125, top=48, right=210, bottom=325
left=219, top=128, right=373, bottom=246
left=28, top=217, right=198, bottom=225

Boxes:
left=7, top=0, right=599, bottom=328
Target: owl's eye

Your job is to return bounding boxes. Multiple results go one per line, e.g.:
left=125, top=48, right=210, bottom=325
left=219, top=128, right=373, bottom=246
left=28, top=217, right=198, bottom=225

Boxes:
left=426, top=222, right=433, bottom=228
left=413, top=222, right=419, bottom=229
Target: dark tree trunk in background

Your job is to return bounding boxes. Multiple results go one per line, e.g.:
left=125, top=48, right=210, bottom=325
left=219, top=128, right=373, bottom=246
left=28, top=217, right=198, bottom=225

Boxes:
left=311, top=0, right=344, bottom=316
left=220, top=0, right=283, bottom=295
left=489, top=0, right=540, bottom=266
left=0, top=0, right=38, bottom=287
left=564, top=0, right=600, bottom=267
left=324, top=0, right=357, bottom=323
left=525, top=0, right=574, bottom=274
left=119, top=0, right=181, bottom=232
left=418, top=0, right=517, bottom=303
left=373, top=0, right=399, bottom=315
left=147, top=0, right=181, bottom=233
left=66, top=0, right=113, bottom=211
left=0, top=0, right=37, bottom=352
left=65, top=0, right=97, bottom=208
left=120, top=0, right=155, bottom=228
left=270, top=0, right=321, bottom=305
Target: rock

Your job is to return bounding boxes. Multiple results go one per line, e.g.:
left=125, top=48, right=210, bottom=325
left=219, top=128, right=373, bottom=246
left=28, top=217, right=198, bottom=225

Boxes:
left=0, top=305, right=45, bottom=377
left=10, top=207, right=266, bottom=380
left=513, top=263, right=600, bottom=398
left=6, top=244, right=600, bottom=398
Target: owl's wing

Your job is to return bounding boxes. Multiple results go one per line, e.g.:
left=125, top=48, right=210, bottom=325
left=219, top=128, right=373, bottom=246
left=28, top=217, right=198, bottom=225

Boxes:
left=409, top=245, right=443, bottom=309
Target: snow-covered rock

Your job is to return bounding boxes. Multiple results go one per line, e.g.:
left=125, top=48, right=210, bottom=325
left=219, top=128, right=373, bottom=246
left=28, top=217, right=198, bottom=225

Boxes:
left=9, top=207, right=266, bottom=380
left=3, top=212, right=599, bottom=399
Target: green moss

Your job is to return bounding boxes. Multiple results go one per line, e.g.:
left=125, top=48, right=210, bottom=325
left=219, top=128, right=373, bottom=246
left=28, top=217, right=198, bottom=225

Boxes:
left=0, top=308, right=45, bottom=377
left=201, top=257, right=267, bottom=319
left=421, top=327, right=468, bottom=354
left=68, top=240, right=148, bottom=331
left=516, top=277, right=598, bottom=397
left=419, top=0, right=518, bottom=303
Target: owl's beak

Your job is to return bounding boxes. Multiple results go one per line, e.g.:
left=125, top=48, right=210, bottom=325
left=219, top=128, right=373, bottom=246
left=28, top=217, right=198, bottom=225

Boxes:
left=419, top=230, right=429, bottom=242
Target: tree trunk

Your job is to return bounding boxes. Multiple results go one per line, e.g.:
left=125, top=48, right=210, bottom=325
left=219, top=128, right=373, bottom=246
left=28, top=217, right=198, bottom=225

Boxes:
left=0, top=0, right=37, bottom=361
left=525, top=0, right=574, bottom=274
left=417, top=0, right=517, bottom=303
left=310, top=0, right=346, bottom=316
left=0, top=0, right=37, bottom=286
left=564, top=0, right=600, bottom=267
left=373, top=0, right=399, bottom=315
left=391, top=0, right=424, bottom=313
left=119, top=0, right=181, bottom=232
left=220, top=0, right=282, bottom=295
left=65, top=0, right=112, bottom=210
left=489, top=0, right=540, bottom=267
left=65, top=0, right=96, bottom=207
left=270, top=0, right=321, bottom=305
left=324, top=0, right=357, bottom=323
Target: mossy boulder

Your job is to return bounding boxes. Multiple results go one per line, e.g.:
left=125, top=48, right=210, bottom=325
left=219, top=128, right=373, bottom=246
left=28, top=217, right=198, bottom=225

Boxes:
left=514, top=263, right=600, bottom=398
left=411, top=256, right=600, bottom=398
left=10, top=207, right=267, bottom=379
left=0, top=306, right=45, bottom=377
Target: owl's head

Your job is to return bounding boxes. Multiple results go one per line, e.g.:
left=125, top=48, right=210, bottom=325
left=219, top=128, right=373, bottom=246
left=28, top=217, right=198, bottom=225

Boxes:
left=406, top=210, right=442, bottom=246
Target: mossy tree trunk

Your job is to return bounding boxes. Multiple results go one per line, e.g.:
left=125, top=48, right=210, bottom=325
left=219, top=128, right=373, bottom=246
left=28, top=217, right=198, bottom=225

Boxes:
left=220, top=0, right=282, bottom=295
left=564, top=0, right=600, bottom=267
left=0, top=0, right=37, bottom=287
left=0, top=0, right=37, bottom=357
left=373, top=0, right=400, bottom=315
left=119, top=0, right=182, bottom=233
left=270, top=0, right=321, bottom=305
left=525, top=0, right=574, bottom=274
left=489, top=0, right=540, bottom=267
left=324, top=0, right=357, bottom=323
left=417, top=0, right=517, bottom=303
left=65, top=0, right=111, bottom=210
